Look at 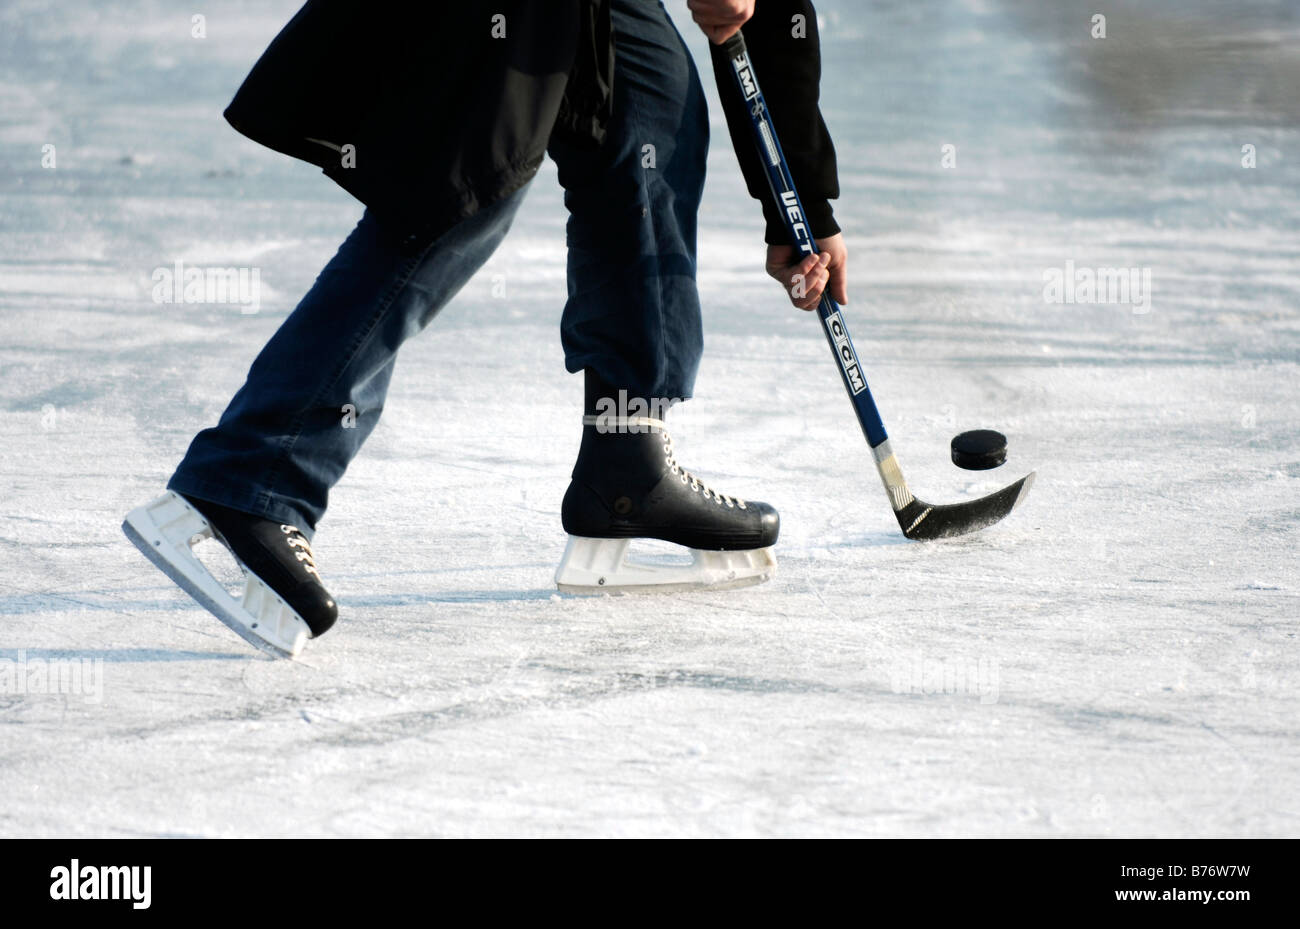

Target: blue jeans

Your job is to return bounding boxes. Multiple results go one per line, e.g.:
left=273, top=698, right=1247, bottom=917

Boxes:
left=169, top=0, right=708, bottom=533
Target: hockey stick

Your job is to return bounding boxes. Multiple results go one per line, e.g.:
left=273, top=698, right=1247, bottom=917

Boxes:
left=714, top=31, right=1034, bottom=539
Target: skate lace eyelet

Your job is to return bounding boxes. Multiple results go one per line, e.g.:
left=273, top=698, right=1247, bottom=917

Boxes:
left=280, top=527, right=322, bottom=580
left=659, top=430, right=746, bottom=513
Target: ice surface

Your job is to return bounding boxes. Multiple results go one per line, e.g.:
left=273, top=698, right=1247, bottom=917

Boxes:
left=0, top=0, right=1296, bottom=836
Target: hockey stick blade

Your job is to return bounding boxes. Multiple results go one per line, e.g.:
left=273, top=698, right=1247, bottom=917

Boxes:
left=714, top=32, right=1035, bottom=540
left=895, top=472, right=1035, bottom=540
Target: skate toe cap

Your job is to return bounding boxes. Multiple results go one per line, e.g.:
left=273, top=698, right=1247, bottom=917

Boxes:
left=292, top=582, right=339, bottom=637
left=752, top=501, right=780, bottom=546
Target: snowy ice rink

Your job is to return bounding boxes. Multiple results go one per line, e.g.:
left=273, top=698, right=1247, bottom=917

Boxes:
left=1, top=0, right=1297, bottom=836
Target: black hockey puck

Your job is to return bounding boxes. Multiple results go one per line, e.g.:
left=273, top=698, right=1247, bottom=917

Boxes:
left=951, top=429, right=1007, bottom=470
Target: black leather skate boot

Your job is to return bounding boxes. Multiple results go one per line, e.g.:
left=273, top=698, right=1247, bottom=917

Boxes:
left=122, top=489, right=337, bottom=658
left=555, top=370, right=779, bottom=593
left=183, top=496, right=339, bottom=638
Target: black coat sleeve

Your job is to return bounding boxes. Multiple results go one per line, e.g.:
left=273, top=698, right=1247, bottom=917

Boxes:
left=710, top=0, right=840, bottom=245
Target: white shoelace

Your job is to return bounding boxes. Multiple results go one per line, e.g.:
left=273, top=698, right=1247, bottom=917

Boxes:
left=280, top=525, right=322, bottom=582
left=660, top=430, right=747, bottom=510
left=580, top=414, right=749, bottom=510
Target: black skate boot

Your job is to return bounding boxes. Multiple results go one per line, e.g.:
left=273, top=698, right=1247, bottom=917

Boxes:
left=184, top=497, right=339, bottom=635
left=122, top=490, right=336, bottom=657
left=555, top=370, right=779, bottom=593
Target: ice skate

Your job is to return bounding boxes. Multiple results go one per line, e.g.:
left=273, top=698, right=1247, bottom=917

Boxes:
left=122, top=491, right=337, bottom=658
left=556, top=374, right=779, bottom=594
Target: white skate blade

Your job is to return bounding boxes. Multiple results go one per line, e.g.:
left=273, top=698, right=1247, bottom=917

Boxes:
left=555, top=536, right=777, bottom=595
left=122, top=491, right=310, bottom=659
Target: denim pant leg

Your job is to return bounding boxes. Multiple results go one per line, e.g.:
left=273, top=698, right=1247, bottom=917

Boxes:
left=168, top=185, right=529, bottom=535
left=550, top=0, right=709, bottom=403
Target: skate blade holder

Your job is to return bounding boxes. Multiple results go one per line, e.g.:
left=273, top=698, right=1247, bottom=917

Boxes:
left=122, top=492, right=311, bottom=658
left=555, top=536, right=777, bottom=595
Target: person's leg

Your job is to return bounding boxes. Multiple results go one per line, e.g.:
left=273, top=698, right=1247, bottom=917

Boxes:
left=548, top=2, right=779, bottom=594
left=168, top=184, right=529, bottom=536
left=549, top=0, right=709, bottom=404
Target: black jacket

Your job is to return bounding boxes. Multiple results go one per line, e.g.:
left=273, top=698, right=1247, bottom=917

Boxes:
left=712, top=1, right=840, bottom=244
left=223, top=1, right=835, bottom=248
left=223, top=1, right=611, bottom=247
